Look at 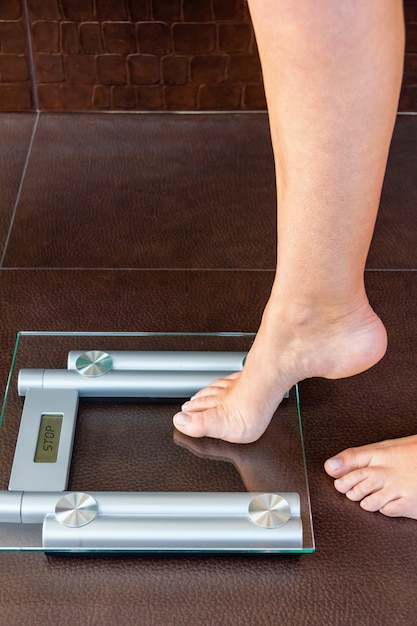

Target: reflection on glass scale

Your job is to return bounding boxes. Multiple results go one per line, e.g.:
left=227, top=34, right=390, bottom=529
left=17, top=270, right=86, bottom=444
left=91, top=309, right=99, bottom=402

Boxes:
left=0, top=349, right=302, bottom=552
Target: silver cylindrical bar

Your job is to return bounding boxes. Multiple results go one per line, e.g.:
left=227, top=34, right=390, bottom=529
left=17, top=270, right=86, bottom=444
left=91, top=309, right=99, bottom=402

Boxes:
left=10, top=491, right=300, bottom=524
left=67, top=351, right=246, bottom=371
left=18, top=369, right=231, bottom=398
left=42, top=515, right=303, bottom=550
left=0, top=491, right=23, bottom=523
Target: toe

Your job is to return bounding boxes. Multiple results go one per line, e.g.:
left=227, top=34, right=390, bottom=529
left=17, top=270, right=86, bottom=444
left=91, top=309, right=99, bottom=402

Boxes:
left=181, top=395, right=221, bottom=413
left=343, top=468, right=385, bottom=501
left=173, top=406, right=231, bottom=440
left=378, top=497, right=417, bottom=519
left=324, top=444, right=376, bottom=479
left=333, top=467, right=371, bottom=495
left=173, top=411, right=207, bottom=438
left=173, top=404, right=262, bottom=444
left=359, top=487, right=395, bottom=513
left=190, top=373, right=239, bottom=400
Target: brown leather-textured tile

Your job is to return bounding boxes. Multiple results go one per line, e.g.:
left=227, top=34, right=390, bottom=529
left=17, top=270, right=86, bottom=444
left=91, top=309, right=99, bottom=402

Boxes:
left=0, top=269, right=417, bottom=623
left=0, top=113, right=36, bottom=258
left=0, top=266, right=272, bottom=401
left=0, top=268, right=271, bottom=345
left=368, top=114, right=417, bottom=268
left=5, top=112, right=417, bottom=270
left=1, top=110, right=417, bottom=625
left=2, top=112, right=277, bottom=269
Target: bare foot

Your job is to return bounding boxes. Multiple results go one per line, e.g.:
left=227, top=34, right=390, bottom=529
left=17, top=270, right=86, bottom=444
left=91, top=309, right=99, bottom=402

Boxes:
left=173, top=293, right=387, bottom=443
left=324, top=435, right=417, bottom=519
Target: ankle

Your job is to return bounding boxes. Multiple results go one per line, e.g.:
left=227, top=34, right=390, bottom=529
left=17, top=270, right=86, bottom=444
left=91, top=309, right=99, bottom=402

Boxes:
left=264, top=287, right=375, bottom=333
left=258, top=289, right=387, bottom=381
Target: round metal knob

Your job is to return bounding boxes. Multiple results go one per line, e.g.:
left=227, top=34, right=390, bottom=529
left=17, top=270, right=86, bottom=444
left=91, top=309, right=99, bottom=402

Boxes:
left=248, top=493, right=291, bottom=528
left=55, top=492, right=98, bottom=527
left=75, top=350, right=113, bottom=377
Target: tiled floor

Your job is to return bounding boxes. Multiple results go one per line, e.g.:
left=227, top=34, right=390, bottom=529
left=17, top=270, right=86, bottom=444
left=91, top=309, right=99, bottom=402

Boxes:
left=0, top=112, right=416, bottom=624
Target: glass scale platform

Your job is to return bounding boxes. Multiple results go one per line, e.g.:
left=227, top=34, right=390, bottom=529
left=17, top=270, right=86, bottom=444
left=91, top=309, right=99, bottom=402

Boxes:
left=0, top=332, right=314, bottom=554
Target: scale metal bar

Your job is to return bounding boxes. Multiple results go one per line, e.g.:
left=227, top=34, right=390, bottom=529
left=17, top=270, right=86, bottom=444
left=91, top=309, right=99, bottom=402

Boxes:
left=42, top=514, right=303, bottom=550
left=17, top=369, right=232, bottom=398
left=67, top=351, right=246, bottom=371
left=0, top=491, right=301, bottom=523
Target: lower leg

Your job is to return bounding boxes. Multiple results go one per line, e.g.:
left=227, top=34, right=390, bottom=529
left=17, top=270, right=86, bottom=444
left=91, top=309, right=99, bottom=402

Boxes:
left=174, top=0, right=404, bottom=443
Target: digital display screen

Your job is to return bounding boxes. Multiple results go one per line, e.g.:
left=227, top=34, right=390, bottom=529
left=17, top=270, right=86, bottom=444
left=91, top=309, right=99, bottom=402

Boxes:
left=34, top=414, right=63, bottom=463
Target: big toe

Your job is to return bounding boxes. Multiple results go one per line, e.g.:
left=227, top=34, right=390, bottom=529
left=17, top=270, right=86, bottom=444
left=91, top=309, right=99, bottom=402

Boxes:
left=324, top=446, right=373, bottom=478
left=173, top=406, right=230, bottom=441
left=173, top=406, right=260, bottom=444
left=324, top=455, right=346, bottom=478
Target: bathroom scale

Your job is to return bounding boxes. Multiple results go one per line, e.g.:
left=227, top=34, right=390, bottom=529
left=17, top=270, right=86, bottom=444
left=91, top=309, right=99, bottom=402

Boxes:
left=0, top=332, right=315, bottom=554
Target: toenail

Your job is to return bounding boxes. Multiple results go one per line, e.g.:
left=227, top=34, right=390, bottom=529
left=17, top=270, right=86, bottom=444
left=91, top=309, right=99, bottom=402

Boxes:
left=327, top=457, right=342, bottom=471
left=174, top=412, right=191, bottom=426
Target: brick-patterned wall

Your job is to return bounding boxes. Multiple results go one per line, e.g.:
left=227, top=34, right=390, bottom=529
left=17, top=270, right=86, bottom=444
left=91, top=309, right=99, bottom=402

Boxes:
left=0, top=0, right=416, bottom=112
left=403, top=1, right=417, bottom=110
left=0, top=1, right=32, bottom=110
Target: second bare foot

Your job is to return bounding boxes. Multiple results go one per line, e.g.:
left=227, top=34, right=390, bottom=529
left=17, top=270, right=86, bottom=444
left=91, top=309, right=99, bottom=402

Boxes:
left=324, top=435, right=417, bottom=520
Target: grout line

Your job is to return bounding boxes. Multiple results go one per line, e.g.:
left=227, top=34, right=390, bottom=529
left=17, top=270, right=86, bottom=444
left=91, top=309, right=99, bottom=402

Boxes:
left=15, top=110, right=417, bottom=117
left=0, top=267, right=417, bottom=272
left=364, top=268, right=417, bottom=272
left=0, top=267, right=277, bottom=272
left=30, top=109, right=270, bottom=116
left=0, top=113, right=40, bottom=269
left=22, top=0, right=39, bottom=112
